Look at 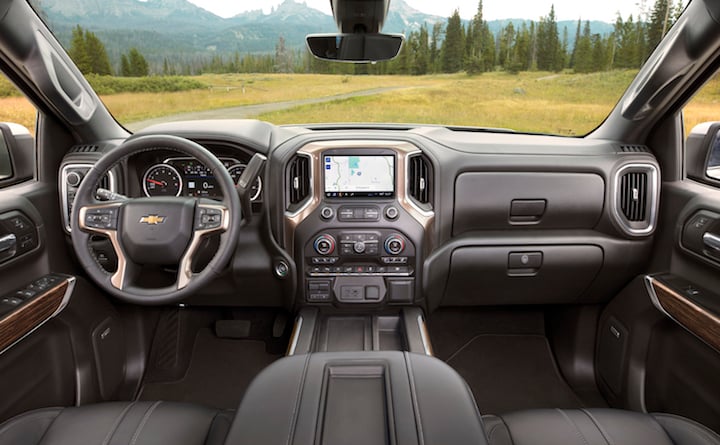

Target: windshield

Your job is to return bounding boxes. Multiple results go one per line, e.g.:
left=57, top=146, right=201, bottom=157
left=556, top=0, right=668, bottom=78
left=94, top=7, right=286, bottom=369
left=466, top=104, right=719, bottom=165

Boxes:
left=26, top=0, right=688, bottom=135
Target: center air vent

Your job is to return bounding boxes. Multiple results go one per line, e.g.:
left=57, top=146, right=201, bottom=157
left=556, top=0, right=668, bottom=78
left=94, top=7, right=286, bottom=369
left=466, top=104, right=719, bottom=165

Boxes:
left=614, top=163, right=659, bottom=236
left=287, top=154, right=311, bottom=208
left=408, top=154, right=432, bottom=207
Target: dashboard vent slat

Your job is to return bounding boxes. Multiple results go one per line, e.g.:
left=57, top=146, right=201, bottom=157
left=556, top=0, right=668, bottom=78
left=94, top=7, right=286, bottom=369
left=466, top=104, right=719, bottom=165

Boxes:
left=619, top=144, right=650, bottom=153
left=70, top=144, right=100, bottom=153
left=288, top=155, right=310, bottom=206
left=620, top=171, right=648, bottom=222
left=408, top=154, right=432, bottom=205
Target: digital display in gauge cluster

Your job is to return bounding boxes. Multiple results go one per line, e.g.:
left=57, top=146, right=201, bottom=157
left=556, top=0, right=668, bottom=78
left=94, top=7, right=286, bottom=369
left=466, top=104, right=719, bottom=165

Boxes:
left=142, top=157, right=262, bottom=200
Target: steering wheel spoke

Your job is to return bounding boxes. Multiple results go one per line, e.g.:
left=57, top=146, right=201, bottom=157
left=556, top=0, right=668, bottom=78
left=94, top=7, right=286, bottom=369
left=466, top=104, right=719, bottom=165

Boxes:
left=78, top=203, right=131, bottom=290
left=178, top=203, right=230, bottom=289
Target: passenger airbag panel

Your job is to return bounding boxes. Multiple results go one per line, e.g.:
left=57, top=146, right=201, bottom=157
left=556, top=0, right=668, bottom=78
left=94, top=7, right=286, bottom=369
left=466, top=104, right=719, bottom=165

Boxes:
left=453, top=172, right=604, bottom=234
left=442, top=245, right=603, bottom=305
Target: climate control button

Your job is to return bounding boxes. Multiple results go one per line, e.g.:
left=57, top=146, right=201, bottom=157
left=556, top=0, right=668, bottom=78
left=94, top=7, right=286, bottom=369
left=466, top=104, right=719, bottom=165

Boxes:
left=384, top=235, right=406, bottom=255
left=313, top=234, right=336, bottom=255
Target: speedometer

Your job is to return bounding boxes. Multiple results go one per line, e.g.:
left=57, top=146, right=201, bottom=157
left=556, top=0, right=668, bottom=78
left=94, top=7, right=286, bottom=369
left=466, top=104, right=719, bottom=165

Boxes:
left=142, top=164, right=182, bottom=197
left=228, top=164, right=262, bottom=201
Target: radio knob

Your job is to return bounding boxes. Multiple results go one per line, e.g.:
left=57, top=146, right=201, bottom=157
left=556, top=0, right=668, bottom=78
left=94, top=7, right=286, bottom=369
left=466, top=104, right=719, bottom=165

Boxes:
left=353, top=241, right=366, bottom=254
left=313, top=234, right=336, bottom=255
left=66, top=171, right=83, bottom=187
left=384, top=235, right=405, bottom=255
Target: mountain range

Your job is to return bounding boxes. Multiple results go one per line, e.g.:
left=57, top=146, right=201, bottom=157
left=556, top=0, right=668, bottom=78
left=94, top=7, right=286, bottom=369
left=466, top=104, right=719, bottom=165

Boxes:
left=33, top=0, right=614, bottom=67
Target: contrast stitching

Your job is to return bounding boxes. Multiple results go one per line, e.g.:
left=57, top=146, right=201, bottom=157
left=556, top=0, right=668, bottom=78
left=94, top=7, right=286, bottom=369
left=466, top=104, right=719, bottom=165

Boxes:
left=556, top=409, right=591, bottom=445
left=101, top=402, right=136, bottom=445
left=286, top=354, right=311, bottom=445
left=404, top=351, right=425, bottom=445
left=581, top=409, right=614, bottom=445
left=129, top=401, right=162, bottom=445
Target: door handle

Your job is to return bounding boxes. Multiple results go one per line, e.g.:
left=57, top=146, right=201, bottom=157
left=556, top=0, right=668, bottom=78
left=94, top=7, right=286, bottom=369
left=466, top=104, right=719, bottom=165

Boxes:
left=0, top=233, right=17, bottom=260
left=702, top=232, right=720, bottom=251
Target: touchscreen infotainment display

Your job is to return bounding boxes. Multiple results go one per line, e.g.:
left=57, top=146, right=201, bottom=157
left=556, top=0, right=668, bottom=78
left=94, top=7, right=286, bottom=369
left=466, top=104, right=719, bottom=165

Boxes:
left=324, top=155, right=395, bottom=198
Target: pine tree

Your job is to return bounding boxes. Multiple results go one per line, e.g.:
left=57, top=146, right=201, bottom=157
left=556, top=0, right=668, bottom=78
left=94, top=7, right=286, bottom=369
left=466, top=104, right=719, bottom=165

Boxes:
left=84, top=31, right=112, bottom=75
left=536, top=5, right=563, bottom=71
left=430, top=23, right=443, bottom=73
left=498, top=22, right=515, bottom=69
left=68, top=25, right=91, bottom=74
left=647, top=0, right=672, bottom=50
left=569, top=19, right=581, bottom=68
left=509, top=22, right=531, bottom=73
left=413, top=26, right=430, bottom=75
left=441, top=10, right=465, bottom=73
left=573, top=21, right=593, bottom=73
left=123, top=48, right=149, bottom=77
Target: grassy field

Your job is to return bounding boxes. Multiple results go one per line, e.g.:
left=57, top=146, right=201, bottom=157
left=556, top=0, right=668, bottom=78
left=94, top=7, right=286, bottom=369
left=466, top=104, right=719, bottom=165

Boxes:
left=0, top=71, right=719, bottom=136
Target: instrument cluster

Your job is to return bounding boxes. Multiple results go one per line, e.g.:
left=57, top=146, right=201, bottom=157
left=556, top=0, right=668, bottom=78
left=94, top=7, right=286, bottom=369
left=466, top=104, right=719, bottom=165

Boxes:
left=141, top=157, right=262, bottom=201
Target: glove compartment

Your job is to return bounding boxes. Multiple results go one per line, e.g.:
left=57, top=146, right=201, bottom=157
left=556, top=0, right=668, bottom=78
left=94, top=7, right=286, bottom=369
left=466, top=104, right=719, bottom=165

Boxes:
left=453, top=172, right=605, bottom=235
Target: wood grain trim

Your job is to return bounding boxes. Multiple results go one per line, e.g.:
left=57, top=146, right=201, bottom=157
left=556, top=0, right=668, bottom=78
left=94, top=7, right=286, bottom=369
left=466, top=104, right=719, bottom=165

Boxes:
left=650, top=278, right=720, bottom=352
left=0, top=280, right=69, bottom=352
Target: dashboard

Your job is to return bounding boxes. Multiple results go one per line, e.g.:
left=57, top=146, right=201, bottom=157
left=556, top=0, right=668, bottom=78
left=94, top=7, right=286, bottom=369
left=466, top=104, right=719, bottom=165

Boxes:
left=57, top=120, right=661, bottom=310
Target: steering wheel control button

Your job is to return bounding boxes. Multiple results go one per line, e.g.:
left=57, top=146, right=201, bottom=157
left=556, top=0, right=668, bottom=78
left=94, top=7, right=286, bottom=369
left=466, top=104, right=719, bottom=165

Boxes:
left=84, top=208, right=119, bottom=230
left=313, top=234, right=336, bottom=255
left=196, top=207, right=223, bottom=230
left=320, top=206, right=334, bottom=220
left=384, top=206, right=399, bottom=220
left=384, top=235, right=406, bottom=255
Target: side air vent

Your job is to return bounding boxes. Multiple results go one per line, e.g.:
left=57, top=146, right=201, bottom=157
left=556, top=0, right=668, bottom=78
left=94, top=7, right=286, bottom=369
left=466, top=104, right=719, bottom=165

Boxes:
left=619, top=144, right=650, bottom=153
left=408, top=154, right=433, bottom=206
left=614, top=163, right=659, bottom=236
left=70, top=144, right=100, bottom=153
left=620, top=171, right=647, bottom=221
left=287, top=154, right=311, bottom=207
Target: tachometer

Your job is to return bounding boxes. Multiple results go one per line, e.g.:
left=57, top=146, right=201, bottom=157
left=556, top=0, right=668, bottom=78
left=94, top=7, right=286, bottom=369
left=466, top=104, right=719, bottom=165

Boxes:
left=142, top=164, right=182, bottom=197
left=228, top=164, right=262, bottom=201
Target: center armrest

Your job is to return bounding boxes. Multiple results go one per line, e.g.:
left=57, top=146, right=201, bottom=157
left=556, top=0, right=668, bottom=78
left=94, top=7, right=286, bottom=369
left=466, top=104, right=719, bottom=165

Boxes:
left=224, top=351, right=488, bottom=445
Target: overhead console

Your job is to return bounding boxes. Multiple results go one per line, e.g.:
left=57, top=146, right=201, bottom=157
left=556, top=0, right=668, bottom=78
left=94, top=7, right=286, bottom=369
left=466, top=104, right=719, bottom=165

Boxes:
left=283, top=140, right=433, bottom=307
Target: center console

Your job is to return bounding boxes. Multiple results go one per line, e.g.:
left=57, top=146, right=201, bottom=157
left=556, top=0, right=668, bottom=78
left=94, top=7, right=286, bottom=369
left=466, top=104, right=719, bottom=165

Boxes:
left=284, top=141, right=433, bottom=307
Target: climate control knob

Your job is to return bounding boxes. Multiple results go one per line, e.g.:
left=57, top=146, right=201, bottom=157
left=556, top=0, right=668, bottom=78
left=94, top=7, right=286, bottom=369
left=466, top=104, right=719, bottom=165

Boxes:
left=313, top=234, right=336, bottom=255
left=384, top=235, right=406, bottom=255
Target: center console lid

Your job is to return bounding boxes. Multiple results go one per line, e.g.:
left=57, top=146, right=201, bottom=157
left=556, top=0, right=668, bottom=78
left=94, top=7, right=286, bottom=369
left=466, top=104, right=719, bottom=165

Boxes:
left=225, top=351, right=488, bottom=445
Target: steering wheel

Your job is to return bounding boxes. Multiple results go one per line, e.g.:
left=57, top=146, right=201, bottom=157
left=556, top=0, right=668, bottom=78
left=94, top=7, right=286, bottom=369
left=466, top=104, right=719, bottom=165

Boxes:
left=71, top=135, right=242, bottom=305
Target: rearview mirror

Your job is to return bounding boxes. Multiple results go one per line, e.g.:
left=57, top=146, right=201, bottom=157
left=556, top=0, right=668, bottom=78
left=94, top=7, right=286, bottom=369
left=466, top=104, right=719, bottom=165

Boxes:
left=306, top=33, right=404, bottom=63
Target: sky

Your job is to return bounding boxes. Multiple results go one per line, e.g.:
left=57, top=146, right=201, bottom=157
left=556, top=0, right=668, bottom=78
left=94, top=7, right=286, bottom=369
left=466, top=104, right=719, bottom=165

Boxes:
left=185, top=0, right=661, bottom=22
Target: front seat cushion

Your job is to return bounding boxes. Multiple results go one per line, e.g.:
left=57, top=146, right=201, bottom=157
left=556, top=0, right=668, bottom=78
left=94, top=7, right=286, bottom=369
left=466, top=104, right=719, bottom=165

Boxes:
left=0, top=401, right=232, bottom=445
left=483, top=409, right=720, bottom=445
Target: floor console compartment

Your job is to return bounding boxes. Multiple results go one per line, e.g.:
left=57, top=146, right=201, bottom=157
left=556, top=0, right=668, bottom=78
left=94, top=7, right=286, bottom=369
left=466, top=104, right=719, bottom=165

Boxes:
left=224, top=351, right=488, bottom=445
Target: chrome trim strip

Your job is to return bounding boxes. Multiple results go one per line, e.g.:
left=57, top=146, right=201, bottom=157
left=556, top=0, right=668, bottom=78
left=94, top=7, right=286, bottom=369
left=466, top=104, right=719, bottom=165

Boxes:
left=61, top=163, right=117, bottom=233
left=611, top=163, right=660, bottom=236
left=287, top=316, right=303, bottom=356
left=417, top=314, right=433, bottom=356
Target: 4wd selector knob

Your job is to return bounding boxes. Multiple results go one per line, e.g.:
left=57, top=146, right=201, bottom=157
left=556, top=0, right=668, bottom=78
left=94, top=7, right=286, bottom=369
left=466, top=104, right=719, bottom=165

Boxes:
left=353, top=241, right=366, bottom=254
left=313, top=234, right=336, bottom=255
left=384, top=235, right=405, bottom=255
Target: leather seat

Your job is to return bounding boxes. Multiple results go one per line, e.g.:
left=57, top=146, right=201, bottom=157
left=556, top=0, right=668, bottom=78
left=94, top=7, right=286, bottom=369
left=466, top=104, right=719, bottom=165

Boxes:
left=0, top=401, right=232, bottom=445
left=483, top=409, right=720, bottom=445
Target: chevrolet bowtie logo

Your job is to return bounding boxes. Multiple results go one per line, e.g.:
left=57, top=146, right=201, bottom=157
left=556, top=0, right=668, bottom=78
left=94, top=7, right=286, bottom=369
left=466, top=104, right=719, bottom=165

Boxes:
left=139, top=215, right=166, bottom=225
